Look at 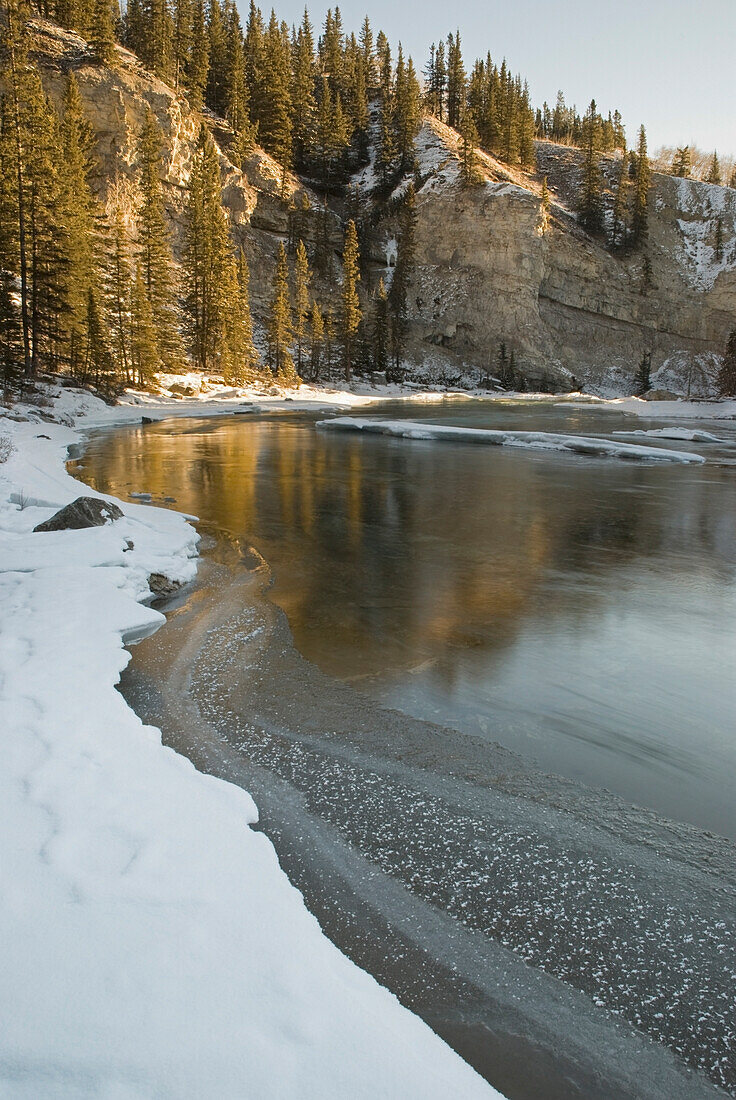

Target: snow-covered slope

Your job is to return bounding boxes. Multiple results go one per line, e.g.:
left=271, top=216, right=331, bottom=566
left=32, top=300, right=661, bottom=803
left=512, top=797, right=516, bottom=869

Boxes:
left=0, top=391, right=499, bottom=1099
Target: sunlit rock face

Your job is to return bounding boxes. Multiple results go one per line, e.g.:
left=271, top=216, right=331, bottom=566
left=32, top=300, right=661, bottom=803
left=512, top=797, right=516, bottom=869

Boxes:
left=31, top=20, right=736, bottom=394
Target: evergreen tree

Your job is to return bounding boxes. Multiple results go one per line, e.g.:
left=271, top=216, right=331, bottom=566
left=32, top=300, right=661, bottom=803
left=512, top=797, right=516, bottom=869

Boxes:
left=340, top=218, right=360, bottom=381
left=309, top=297, right=323, bottom=380
left=186, top=0, right=209, bottom=108
left=90, top=0, right=117, bottom=64
left=672, top=146, right=691, bottom=178
left=717, top=329, right=736, bottom=397
left=539, top=175, right=551, bottom=236
left=393, top=45, right=420, bottom=174
left=137, top=108, right=183, bottom=369
left=707, top=151, right=722, bottom=186
left=83, top=286, right=115, bottom=392
left=730, top=167, right=736, bottom=190
left=58, top=73, right=101, bottom=377
left=578, top=100, right=604, bottom=235
left=0, top=271, right=23, bottom=393
left=634, top=350, right=651, bottom=395
left=445, top=31, right=465, bottom=130
left=183, top=125, right=233, bottom=372
left=171, top=0, right=192, bottom=88
left=292, top=238, right=311, bottom=375
left=205, top=0, right=227, bottom=117
left=220, top=248, right=259, bottom=384
left=459, top=109, right=481, bottom=187
left=630, top=125, right=650, bottom=247
left=106, top=200, right=132, bottom=382
left=129, top=262, right=160, bottom=383
left=267, top=240, right=294, bottom=379
left=257, top=11, right=292, bottom=181
left=291, top=12, right=316, bottom=169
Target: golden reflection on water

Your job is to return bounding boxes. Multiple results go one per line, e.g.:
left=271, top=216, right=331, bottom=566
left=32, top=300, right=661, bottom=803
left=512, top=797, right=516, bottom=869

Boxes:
left=72, top=415, right=736, bottom=683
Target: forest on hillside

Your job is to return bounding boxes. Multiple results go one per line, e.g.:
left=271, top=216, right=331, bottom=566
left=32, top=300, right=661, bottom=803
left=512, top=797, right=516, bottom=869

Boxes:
left=2, top=0, right=735, bottom=399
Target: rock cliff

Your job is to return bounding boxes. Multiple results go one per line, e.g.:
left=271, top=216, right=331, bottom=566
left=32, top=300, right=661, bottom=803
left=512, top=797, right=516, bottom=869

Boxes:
left=30, top=19, right=736, bottom=394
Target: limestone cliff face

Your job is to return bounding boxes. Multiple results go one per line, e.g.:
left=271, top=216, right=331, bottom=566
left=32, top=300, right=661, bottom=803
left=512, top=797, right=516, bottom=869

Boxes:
left=30, top=19, right=331, bottom=313
left=378, top=120, right=736, bottom=393
left=30, top=20, right=736, bottom=393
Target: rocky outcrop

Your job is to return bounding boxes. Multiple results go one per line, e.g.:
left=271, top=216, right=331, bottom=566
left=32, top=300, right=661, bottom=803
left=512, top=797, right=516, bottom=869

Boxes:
left=373, top=120, right=736, bottom=393
left=29, top=20, right=736, bottom=394
left=33, top=496, right=123, bottom=531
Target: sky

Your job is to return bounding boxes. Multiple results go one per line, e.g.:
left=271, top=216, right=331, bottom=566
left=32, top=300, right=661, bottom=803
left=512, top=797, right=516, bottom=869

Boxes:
left=261, top=0, right=736, bottom=155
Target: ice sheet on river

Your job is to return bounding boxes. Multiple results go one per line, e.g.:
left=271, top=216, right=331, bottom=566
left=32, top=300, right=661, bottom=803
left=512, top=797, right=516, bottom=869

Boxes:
left=318, top=417, right=706, bottom=463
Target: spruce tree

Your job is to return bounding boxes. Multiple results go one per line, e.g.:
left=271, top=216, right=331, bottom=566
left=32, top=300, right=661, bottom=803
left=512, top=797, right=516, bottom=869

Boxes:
left=267, top=241, right=294, bottom=379
left=630, top=125, right=650, bottom=247
left=106, top=201, right=132, bottom=383
left=707, top=152, right=722, bottom=186
left=672, top=146, right=691, bottom=178
left=717, top=330, right=736, bottom=397
left=309, top=298, right=323, bottom=380
left=84, top=286, right=115, bottom=393
left=578, top=100, right=604, bottom=235
left=137, top=108, right=183, bottom=370
left=90, top=0, right=117, bottom=64
left=446, top=31, right=465, bottom=130
left=129, top=262, right=160, bottom=384
left=459, top=109, right=481, bottom=187
left=634, top=350, right=651, bottom=395
left=293, top=238, right=311, bottom=376
left=220, top=248, right=259, bottom=384
left=186, top=0, right=209, bottom=108
left=183, top=125, right=233, bottom=372
left=0, top=271, right=23, bottom=393
left=341, top=219, right=360, bottom=382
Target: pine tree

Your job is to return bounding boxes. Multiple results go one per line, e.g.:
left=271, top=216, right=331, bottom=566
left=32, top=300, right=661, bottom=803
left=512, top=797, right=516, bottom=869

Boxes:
left=90, top=0, right=117, bottom=64
left=634, top=350, right=651, bottom=395
left=292, top=238, right=311, bottom=376
left=257, top=11, right=292, bottom=181
left=578, top=100, right=604, bottom=235
left=137, top=108, right=183, bottom=370
left=83, top=286, right=115, bottom=392
left=459, top=109, right=481, bottom=187
left=707, top=151, right=722, bottom=186
left=183, top=125, right=232, bottom=372
left=0, top=271, right=23, bottom=393
left=267, top=240, right=294, bottom=379
left=291, top=11, right=316, bottom=170
left=220, top=248, right=259, bottom=384
left=129, top=262, right=160, bottom=384
left=309, top=297, right=323, bottom=380
left=341, top=218, right=360, bottom=382
left=630, top=125, right=650, bottom=247
left=672, top=146, right=691, bottom=178
left=205, top=0, right=227, bottom=116
left=106, top=200, right=132, bottom=382
left=171, top=0, right=191, bottom=88
left=186, top=0, right=209, bottom=108
left=446, top=31, right=465, bottom=130
left=717, top=330, right=736, bottom=397
left=58, top=73, right=101, bottom=377
left=393, top=46, right=420, bottom=174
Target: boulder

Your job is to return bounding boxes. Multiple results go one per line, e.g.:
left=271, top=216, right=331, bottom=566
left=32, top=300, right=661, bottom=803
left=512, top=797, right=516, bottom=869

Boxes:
left=33, top=496, right=123, bottom=532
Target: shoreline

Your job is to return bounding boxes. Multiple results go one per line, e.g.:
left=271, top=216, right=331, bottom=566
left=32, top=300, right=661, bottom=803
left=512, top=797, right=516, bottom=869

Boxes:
left=0, top=385, right=501, bottom=1099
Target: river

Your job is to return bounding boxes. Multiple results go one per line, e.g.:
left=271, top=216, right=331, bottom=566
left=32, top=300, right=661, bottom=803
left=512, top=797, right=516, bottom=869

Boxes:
left=70, top=397, right=736, bottom=1100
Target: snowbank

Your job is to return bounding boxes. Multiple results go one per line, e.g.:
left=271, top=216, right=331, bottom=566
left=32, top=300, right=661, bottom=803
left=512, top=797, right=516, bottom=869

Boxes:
left=612, top=427, right=723, bottom=443
left=0, top=394, right=499, bottom=1098
left=317, top=417, right=706, bottom=463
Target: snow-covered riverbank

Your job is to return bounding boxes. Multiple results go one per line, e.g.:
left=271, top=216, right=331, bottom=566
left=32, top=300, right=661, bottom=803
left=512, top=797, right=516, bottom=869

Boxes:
left=0, top=385, right=498, bottom=1099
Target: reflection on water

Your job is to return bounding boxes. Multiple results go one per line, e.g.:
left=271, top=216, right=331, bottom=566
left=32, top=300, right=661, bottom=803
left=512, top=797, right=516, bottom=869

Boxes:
left=72, top=401, right=736, bottom=838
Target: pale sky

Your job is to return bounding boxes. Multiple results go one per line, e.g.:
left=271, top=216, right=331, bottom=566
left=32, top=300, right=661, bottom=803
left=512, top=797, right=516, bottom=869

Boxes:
left=262, top=0, right=736, bottom=156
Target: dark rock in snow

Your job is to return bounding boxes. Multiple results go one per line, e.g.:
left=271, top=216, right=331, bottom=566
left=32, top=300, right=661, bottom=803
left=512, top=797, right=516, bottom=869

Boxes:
left=148, top=573, right=182, bottom=599
left=33, top=496, right=123, bottom=532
